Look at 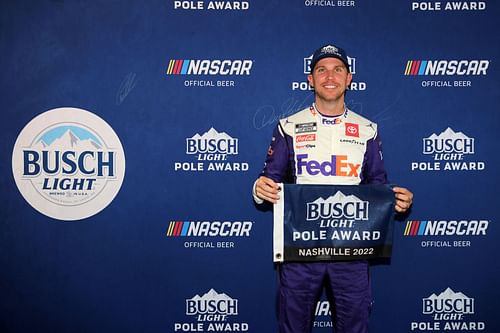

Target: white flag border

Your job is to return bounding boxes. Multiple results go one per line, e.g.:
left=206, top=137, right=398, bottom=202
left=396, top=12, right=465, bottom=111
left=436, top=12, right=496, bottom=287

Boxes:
left=273, top=183, right=284, bottom=262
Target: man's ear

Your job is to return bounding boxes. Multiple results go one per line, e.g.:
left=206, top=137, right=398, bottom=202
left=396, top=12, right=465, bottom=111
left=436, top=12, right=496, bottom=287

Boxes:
left=346, top=72, right=353, bottom=86
left=307, top=74, right=314, bottom=88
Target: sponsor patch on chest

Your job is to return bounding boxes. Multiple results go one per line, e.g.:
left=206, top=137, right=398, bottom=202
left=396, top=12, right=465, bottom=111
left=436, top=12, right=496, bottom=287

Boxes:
left=295, top=122, right=317, bottom=134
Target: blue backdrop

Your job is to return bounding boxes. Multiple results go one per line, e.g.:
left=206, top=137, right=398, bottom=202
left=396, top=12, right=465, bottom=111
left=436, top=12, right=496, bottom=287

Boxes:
left=1, top=1, right=499, bottom=332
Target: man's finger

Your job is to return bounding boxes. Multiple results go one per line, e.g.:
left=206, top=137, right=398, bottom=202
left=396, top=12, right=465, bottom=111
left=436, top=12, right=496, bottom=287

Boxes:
left=255, top=188, right=279, bottom=203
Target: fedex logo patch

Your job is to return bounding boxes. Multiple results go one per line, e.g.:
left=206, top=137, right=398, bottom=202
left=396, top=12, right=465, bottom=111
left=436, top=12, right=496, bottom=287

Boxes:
left=345, top=123, right=359, bottom=137
left=322, top=118, right=342, bottom=125
left=296, top=154, right=360, bottom=177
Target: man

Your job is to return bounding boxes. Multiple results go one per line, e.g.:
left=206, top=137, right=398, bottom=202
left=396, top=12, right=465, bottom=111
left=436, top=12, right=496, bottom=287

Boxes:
left=252, top=44, right=413, bottom=333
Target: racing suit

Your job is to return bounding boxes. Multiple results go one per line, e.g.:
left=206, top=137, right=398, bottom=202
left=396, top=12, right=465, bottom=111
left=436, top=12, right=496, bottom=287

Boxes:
left=253, top=104, right=387, bottom=333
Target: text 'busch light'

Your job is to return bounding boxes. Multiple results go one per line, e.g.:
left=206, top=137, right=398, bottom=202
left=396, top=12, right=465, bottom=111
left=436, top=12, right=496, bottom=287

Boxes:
left=423, top=138, right=474, bottom=154
left=307, top=197, right=369, bottom=221
left=186, top=138, right=238, bottom=155
left=185, top=128, right=239, bottom=156
left=423, top=297, right=474, bottom=315
left=23, top=150, right=115, bottom=177
left=186, top=299, right=238, bottom=316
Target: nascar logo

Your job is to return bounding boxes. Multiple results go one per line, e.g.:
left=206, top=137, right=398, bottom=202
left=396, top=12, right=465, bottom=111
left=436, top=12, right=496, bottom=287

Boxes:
left=166, top=59, right=253, bottom=75
left=166, top=221, right=252, bottom=237
left=404, top=220, right=488, bottom=236
left=404, top=60, right=489, bottom=76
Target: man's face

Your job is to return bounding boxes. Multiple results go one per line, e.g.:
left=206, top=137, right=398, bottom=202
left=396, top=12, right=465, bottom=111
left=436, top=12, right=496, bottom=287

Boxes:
left=308, top=57, right=352, bottom=103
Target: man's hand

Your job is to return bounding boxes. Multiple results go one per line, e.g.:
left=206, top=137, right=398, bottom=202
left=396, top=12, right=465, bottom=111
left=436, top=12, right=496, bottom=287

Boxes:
left=255, top=176, right=281, bottom=204
left=393, top=187, right=413, bottom=213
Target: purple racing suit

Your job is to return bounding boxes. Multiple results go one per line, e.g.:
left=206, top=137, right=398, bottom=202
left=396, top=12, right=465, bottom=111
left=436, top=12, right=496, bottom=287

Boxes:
left=253, top=104, right=388, bottom=333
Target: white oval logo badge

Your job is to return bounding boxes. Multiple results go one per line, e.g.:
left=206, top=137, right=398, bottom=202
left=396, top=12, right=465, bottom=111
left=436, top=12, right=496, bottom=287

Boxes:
left=12, top=107, right=126, bottom=221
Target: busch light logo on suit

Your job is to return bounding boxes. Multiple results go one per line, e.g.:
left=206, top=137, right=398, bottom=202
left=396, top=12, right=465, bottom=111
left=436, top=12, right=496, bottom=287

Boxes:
left=12, top=107, right=126, bottom=221
left=174, top=128, right=249, bottom=172
left=410, top=288, right=485, bottom=331
left=174, top=289, right=249, bottom=332
left=411, top=127, right=485, bottom=171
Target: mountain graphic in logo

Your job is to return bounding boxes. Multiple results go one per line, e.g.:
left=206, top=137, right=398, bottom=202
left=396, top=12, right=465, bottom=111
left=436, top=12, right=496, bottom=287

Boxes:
left=189, top=127, right=234, bottom=141
left=34, top=127, right=102, bottom=151
left=425, top=127, right=471, bottom=141
left=310, top=191, right=364, bottom=205
left=425, top=287, right=470, bottom=301
left=189, top=288, right=234, bottom=302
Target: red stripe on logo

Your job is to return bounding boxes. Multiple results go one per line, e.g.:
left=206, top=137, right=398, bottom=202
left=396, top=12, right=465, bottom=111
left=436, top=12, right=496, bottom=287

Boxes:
left=171, top=60, right=177, bottom=75
left=409, top=221, right=415, bottom=236
left=409, top=61, right=415, bottom=75
left=414, top=221, right=421, bottom=236
left=411, top=61, right=420, bottom=76
left=176, top=60, right=184, bottom=75
left=172, top=60, right=179, bottom=75
left=174, top=221, right=182, bottom=236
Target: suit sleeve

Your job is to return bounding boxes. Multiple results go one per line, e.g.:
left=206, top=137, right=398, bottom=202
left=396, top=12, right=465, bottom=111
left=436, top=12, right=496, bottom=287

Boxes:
left=252, top=123, right=294, bottom=204
left=361, top=134, right=388, bottom=185
left=259, top=122, right=294, bottom=183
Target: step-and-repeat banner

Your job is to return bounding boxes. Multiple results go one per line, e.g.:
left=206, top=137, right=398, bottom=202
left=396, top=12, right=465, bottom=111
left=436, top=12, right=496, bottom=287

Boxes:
left=1, top=1, right=499, bottom=332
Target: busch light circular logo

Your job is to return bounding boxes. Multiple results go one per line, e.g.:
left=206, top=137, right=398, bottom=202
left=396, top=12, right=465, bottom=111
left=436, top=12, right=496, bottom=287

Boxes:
left=12, top=107, right=126, bottom=221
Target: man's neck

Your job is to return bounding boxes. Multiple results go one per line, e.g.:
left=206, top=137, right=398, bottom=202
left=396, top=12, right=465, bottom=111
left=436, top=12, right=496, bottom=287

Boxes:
left=314, top=99, right=345, bottom=116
